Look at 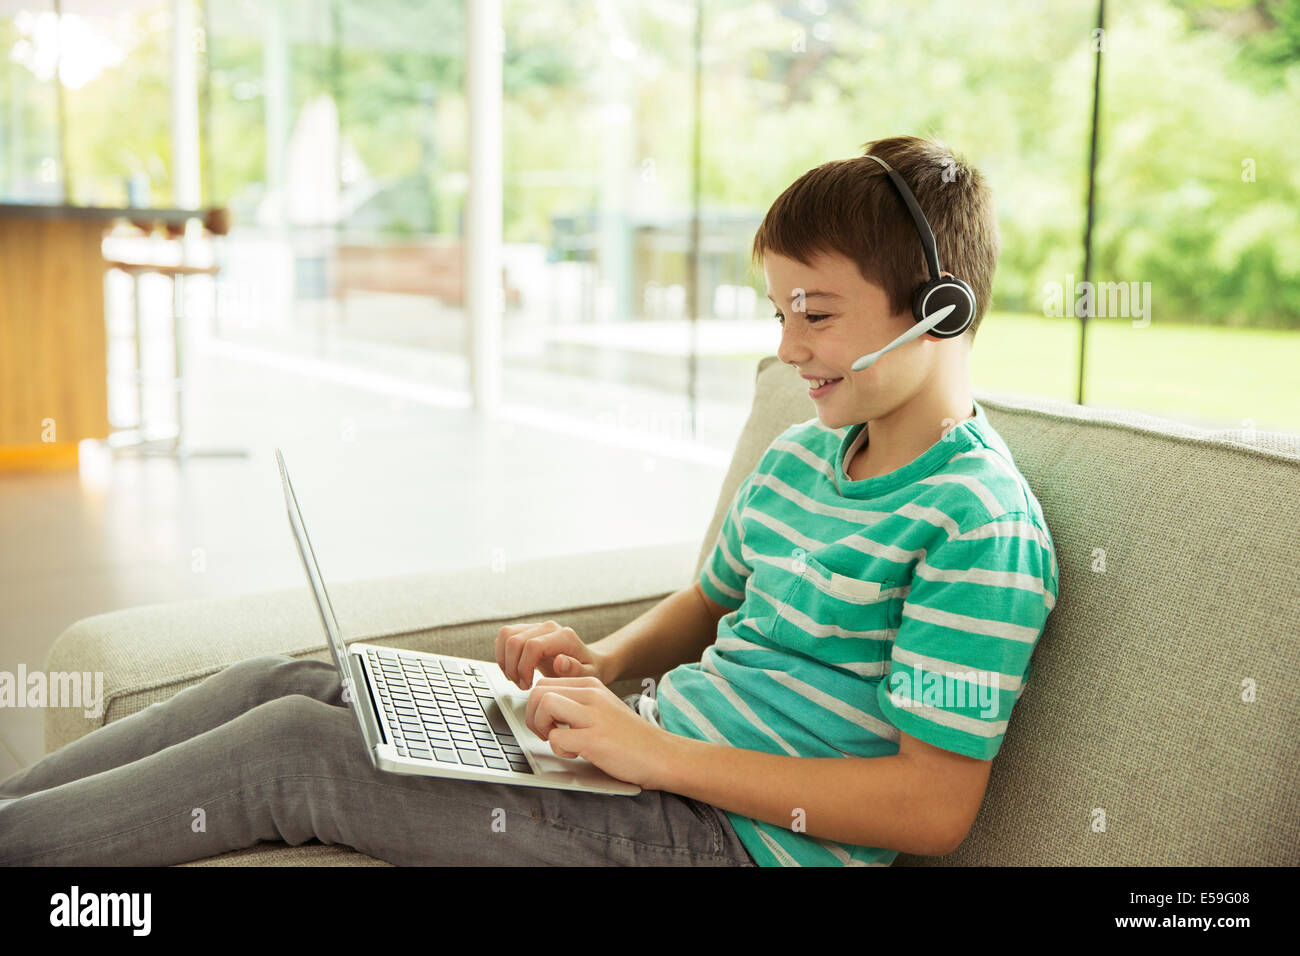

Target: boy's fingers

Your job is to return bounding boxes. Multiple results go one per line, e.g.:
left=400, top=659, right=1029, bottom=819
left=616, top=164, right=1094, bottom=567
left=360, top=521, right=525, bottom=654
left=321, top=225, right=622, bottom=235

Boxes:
left=495, top=623, right=532, bottom=675
left=530, top=689, right=590, bottom=743
left=525, top=677, right=597, bottom=727
left=553, top=654, right=597, bottom=680
left=516, top=633, right=564, bottom=689
left=499, top=622, right=555, bottom=684
left=516, top=627, right=588, bottom=689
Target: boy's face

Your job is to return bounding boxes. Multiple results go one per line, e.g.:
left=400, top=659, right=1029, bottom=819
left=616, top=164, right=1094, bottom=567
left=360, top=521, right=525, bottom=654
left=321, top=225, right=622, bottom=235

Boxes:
left=765, top=249, right=955, bottom=430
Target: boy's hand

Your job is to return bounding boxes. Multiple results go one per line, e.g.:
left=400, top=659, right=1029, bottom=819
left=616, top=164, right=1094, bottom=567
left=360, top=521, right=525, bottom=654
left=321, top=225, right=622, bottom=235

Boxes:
left=495, top=621, right=610, bottom=690
left=525, top=676, right=674, bottom=790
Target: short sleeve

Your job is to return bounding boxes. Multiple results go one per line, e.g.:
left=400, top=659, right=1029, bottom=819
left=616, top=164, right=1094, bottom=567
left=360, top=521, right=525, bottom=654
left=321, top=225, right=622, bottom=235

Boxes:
left=697, top=470, right=759, bottom=611
left=876, top=514, right=1057, bottom=760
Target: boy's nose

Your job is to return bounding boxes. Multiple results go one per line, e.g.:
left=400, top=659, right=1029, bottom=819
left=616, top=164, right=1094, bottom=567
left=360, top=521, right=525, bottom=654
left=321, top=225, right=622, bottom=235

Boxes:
left=776, top=323, right=807, bottom=364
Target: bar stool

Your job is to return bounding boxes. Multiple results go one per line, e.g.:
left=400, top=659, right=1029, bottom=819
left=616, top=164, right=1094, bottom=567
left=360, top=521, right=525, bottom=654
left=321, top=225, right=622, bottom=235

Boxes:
left=104, top=208, right=248, bottom=461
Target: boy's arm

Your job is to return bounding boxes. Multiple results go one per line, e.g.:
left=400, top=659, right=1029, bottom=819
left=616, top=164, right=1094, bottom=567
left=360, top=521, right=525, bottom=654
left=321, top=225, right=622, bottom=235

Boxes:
left=589, top=582, right=726, bottom=685
left=653, top=729, right=993, bottom=856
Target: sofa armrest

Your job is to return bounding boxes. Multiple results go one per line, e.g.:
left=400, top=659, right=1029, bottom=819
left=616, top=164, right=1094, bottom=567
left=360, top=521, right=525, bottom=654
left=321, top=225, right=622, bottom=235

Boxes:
left=44, top=539, right=699, bottom=753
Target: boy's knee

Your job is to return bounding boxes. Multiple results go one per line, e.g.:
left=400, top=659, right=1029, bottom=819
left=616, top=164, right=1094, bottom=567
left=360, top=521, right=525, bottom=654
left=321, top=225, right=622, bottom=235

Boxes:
left=248, top=693, right=341, bottom=744
left=251, top=694, right=375, bottom=777
left=229, top=695, right=360, bottom=780
left=227, top=653, right=295, bottom=674
left=216, top=654, right=301, bottom=701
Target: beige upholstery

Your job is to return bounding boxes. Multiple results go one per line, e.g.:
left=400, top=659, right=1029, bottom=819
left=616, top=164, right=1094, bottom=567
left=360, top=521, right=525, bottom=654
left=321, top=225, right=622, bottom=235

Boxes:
left=44, top=355, right=1300, bottom=865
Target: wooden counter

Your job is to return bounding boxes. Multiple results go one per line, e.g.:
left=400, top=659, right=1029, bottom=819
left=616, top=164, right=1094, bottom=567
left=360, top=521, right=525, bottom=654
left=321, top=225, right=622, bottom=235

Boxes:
left=0, top=203, right=207, bottom=469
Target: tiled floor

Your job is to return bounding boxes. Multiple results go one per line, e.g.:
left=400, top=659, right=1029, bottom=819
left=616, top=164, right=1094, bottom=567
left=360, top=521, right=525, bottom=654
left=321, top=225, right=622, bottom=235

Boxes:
left=0, top=313, right=765, bottom=775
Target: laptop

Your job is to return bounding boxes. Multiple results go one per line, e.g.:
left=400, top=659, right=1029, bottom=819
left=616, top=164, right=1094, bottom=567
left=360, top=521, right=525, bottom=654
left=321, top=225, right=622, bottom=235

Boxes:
left=274, top=447, right=640, bottom=796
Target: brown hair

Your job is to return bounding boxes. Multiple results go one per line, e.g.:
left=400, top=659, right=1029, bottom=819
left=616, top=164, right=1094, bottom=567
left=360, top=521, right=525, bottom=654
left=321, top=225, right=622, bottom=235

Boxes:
left=751, top=134, right=1000, bottom=341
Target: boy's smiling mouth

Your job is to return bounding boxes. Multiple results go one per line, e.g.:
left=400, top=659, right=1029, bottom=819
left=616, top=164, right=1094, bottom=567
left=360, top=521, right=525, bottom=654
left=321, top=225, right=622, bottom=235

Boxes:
left=802, top=375, right=844, bottom=398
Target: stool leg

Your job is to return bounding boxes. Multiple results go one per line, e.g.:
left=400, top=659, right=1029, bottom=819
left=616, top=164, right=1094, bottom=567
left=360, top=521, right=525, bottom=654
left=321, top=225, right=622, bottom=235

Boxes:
left=161, top=268, right=248, bottom=461
left=211, top=268, right=221, bottom=338
left=172, top=272, right=184, bottom=452
left=133, top=271, right=146, bottom=436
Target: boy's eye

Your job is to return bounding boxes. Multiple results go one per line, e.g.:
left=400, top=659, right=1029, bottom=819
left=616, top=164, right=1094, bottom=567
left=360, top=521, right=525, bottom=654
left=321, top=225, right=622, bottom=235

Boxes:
left=773, top=311, right=830, bottom=325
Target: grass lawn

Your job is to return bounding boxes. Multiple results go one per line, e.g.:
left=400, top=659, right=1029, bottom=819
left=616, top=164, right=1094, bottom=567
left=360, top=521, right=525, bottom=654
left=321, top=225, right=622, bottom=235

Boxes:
left=736, top=311, right=1300, bottom=434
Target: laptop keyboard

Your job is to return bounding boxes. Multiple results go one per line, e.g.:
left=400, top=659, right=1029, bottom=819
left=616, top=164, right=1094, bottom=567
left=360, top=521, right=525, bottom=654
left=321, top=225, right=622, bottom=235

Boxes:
left=366, top=648, right=533, bottom=774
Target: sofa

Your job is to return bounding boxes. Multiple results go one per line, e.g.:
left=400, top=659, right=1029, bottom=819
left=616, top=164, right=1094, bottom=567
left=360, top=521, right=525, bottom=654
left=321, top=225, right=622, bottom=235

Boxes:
left=43, top=354, right=1300, bottom=865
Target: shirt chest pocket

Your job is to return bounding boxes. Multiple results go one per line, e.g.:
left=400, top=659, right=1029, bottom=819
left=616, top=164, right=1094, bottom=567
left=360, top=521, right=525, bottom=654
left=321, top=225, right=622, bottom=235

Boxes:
left=771, top=551, right=904, bottom=671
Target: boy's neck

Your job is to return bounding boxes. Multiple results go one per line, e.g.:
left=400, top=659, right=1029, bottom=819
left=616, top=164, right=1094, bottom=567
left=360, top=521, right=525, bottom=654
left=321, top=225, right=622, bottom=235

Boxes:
left=846, top=371, right=974, bottom=482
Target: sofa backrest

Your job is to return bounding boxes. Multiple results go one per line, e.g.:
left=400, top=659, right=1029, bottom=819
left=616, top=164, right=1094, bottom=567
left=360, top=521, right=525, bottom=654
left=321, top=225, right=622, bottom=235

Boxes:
left=697, top=355, right=1300, bottom=865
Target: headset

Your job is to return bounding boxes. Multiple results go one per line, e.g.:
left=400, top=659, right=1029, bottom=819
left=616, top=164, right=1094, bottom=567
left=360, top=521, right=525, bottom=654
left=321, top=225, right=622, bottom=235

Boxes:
left=848, top=153, right=977, bottom=371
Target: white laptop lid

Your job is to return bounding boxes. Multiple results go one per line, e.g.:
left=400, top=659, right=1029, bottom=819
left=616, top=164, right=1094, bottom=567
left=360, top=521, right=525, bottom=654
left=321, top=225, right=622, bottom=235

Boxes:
left=274, top=448, right=372, bottom=743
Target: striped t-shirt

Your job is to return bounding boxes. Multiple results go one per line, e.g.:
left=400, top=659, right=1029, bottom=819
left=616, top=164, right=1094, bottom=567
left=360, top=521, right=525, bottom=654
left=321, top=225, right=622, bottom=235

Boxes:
left=658, top=399, right=1059, bottom=866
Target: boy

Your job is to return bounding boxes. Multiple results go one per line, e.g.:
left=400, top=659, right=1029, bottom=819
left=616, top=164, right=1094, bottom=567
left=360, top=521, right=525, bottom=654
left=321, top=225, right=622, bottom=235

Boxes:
left=0, top=135, right=1055, bottom=868
left=506, top=134, right=1058, bottom=866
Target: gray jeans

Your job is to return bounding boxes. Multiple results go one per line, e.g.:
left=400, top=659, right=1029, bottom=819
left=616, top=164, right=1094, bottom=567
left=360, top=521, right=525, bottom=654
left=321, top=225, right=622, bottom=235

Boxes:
left=0, top=654, right=756, bottom=866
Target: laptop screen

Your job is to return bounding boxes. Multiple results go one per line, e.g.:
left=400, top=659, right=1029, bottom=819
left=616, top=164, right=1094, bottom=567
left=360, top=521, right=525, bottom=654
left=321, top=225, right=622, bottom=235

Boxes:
left=274, top=448, right=363, bottom=719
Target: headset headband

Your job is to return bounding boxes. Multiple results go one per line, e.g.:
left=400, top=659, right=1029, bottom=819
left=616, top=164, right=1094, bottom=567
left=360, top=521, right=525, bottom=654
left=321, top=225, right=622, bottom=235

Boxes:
left=863, top=153, right=942, bottom=281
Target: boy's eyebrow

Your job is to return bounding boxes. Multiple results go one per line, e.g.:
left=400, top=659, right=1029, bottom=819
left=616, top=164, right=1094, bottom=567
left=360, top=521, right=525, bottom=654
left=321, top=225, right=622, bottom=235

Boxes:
left=765, top=290, right=845, bottom=302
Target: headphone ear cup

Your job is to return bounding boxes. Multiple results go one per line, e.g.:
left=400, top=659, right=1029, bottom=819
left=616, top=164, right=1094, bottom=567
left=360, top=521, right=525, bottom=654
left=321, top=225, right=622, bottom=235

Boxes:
left=912, top=276, right=976, bottom=338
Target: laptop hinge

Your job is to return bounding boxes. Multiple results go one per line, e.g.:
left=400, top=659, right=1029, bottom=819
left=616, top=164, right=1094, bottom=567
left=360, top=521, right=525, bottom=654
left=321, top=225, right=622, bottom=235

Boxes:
left=349, top=652, right=388, bottom=747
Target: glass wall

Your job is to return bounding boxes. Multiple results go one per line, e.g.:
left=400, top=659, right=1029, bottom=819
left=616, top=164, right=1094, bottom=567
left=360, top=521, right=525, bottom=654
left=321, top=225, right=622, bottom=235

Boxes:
left=2, top=0, right=1297, bottom=439
left=202, top=0, right=469, bottom=384
left=1, top=2, right=68, bottom=202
